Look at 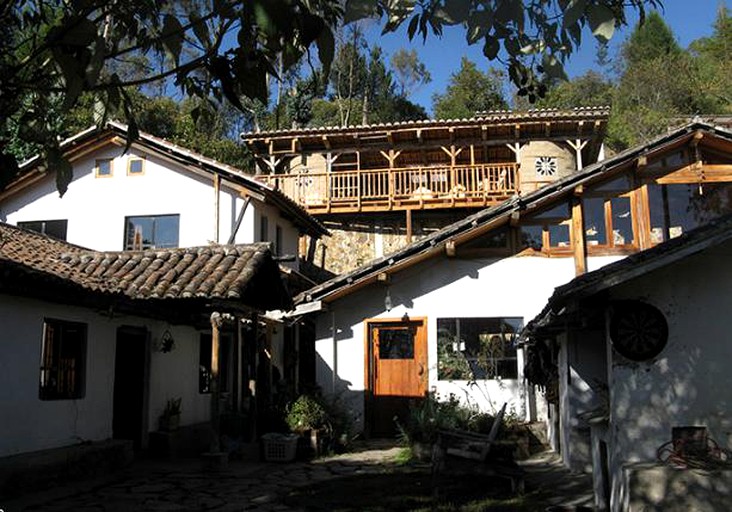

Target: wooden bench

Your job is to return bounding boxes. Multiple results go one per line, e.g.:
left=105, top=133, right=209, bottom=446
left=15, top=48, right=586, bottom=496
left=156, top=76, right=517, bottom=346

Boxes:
left=431, top=403, right=525, bottom=494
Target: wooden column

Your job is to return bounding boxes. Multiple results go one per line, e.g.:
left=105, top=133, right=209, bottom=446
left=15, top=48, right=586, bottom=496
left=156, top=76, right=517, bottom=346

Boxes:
left=213, top=173, right=220, bottom=243
left=209, top=312, right=223, bottom=453
left=405, top=209, right=413, bottom=243
left=571, top=196, right=586, bottom=276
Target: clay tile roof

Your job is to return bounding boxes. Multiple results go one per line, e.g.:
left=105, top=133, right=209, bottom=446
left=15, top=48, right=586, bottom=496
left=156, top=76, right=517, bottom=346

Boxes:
left=0, top=223, right=290, bottom=311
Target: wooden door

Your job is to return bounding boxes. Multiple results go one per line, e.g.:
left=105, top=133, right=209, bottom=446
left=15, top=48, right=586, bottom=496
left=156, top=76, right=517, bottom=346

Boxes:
left=367, top=319, right=427, bottom=436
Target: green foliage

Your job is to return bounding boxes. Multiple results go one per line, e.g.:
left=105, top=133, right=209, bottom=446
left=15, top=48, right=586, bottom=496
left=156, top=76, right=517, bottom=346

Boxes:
left=536, top=71, right=613, bottom=110
left=622, top=10, right=682, bottom=66
left=2, top=0, right=660, bottom=193
left=391, top=48, right=431, bottom=97
left=433, top=58, right=508, bottom=119
left=286, top=395, right=329, bottom=432
left=396, top=392, right=495, bottom=446
left=1, top=0, right=342, bottom=192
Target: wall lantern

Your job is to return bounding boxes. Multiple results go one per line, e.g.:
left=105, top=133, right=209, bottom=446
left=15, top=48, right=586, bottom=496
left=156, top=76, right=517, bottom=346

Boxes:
left=160, top=329, right=176, bottom=353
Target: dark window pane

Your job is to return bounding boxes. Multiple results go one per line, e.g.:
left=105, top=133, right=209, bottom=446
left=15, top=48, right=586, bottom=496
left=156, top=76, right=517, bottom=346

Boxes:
left=18, top=220, right=68, bottom=241
left=128, top=159, right=144, bottom=174
left=520, top=225, right=543, bottom=250
left=379, top=328, right=415, bottom=359
left=532, top=202, right=570, bottom=219
left=583, top=197, right=607, bottom=246
left=39, top=319, right=86, bottom=400
left=437, top=317, right=521, bottom=381
left=548, top=224, right=570, bottom=248
left=96, top=159, right=112, bottom=176
left=611, top=197, right=633, bottom=245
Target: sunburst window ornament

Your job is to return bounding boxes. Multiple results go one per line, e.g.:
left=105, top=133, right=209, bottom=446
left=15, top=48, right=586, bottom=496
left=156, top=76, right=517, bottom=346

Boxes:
left=535, top=156, right=558, bottom=177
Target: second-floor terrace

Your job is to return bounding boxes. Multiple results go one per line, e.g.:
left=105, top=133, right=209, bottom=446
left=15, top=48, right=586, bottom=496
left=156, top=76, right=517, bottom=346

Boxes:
left=244, top=108, right=609, bottom=215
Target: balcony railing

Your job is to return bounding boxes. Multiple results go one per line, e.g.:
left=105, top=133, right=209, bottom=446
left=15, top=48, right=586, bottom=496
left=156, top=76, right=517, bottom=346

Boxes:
left=256, top=163, right=519, bottom=213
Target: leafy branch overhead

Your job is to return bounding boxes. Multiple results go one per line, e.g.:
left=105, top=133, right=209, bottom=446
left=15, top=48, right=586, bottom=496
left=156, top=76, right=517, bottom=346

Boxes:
left=1, top=0, right=659, bottom=194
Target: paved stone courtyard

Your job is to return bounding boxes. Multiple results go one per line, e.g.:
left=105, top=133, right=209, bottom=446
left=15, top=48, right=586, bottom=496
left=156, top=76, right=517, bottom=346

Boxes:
left=3, top=442, right=594, bottom=512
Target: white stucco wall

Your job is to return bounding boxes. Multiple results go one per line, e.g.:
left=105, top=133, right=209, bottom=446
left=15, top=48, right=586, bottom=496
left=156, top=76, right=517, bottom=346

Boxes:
left=0, top=294, right=209, bottom=458
left=603, top=241, right=732, bottom=511
left=0, top=144, right=301, bottom=268
left=314, top=252, right=589, bottom=433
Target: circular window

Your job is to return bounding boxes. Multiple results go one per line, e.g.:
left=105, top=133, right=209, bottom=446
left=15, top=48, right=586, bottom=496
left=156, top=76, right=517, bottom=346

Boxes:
left=609, top=300, right=668, bottom=361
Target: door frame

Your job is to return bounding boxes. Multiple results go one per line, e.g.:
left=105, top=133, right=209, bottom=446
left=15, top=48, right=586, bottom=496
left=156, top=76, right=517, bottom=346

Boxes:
left=363, top=317, right=427, bottom=435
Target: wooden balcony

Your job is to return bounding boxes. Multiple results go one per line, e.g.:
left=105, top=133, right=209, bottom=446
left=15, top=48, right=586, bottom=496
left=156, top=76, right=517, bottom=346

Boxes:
left=256, top=163, right=519, bottom=214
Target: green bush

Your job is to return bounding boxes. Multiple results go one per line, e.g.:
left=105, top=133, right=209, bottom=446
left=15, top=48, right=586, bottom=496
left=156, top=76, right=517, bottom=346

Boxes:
left=396, top=393, right=498, bottom=446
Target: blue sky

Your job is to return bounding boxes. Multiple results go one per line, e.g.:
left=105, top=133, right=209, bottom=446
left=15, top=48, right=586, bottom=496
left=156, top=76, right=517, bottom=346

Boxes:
left=363, top=2, right=727, bottom=115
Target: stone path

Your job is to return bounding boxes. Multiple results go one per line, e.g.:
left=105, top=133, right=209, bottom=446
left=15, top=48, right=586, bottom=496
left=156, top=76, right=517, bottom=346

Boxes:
left=3, top=442, right=594, bottom=511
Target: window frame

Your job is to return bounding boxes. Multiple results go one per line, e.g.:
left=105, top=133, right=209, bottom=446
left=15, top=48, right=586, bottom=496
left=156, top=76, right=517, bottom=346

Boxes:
left=582, top=191, right=638, bottom=253
left=127, top=157, right=146, bottom=176
left=124, top=214, right=180, bottom=251
left=17, top=219, right=68, bottom=241
left=95, top=158, right=113, bottom=178
left=39, top=318, right=87, bottom=400
left=518, top=201, right=574, bottom=256
left=437, top=317, right=522, bottom=381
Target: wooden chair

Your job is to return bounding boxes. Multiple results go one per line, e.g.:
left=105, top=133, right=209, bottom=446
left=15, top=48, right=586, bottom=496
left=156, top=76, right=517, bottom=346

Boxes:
left=431, top=403, right=525, bottom=494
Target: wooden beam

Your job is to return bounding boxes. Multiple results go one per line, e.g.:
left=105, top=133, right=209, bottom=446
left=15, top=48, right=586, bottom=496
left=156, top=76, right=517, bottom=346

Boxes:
left=636, top=155, right=647, bottom=169
left=209, top=312, right=223, bottom=453
left=572, top=198, right=586, bottom=276
left=445, top=240, right=456, bottom=257
left=322, top=135, right=331, bottom=150
left=377, top=272, right=390, bottom=283
left=690, top=130, right=704, bottom=147
left=405, top=209, right=413, bottom=243
left=213, top=173, right=221, bottom=243
left=509, top=211, right=521, bottom=227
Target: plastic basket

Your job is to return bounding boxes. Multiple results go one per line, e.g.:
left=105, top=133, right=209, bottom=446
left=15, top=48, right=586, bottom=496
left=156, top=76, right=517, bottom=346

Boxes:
left=261, top=433, right=298, bottom=462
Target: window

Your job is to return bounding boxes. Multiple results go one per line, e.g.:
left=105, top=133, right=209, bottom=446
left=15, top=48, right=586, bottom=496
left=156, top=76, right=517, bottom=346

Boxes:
left=437, top=317, right=522, bottom=380
left=95, top=159, right=113, bottom=178
left=199, top=334, right=230, bottom=393
left=519, top=202, right=572, bottom=252
left=648, top=182, right=732, bottom=243
left=583, top=196, right=635, bottom=248
left=124, top=215, right=179, bottom=250
left=127, top=157, right=145, bottom=175
left=260, top=215, right=269, bottom=242
left=17, top=219, right=68, bottom=241
left=39, top=319, right=87, bottom=400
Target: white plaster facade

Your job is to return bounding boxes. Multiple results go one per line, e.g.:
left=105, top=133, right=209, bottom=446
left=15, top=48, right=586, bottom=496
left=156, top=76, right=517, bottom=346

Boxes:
left=313, top=252, right=631, bottom=432
left=553, top=240, right=732, bottom=511
left=0, top=143, right=302, bottom=267
left=0, top=293, right=213, bottom=458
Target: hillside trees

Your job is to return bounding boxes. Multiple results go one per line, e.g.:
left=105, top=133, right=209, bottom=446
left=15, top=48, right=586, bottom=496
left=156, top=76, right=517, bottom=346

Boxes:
left=432, top=57, right=508, bottom=119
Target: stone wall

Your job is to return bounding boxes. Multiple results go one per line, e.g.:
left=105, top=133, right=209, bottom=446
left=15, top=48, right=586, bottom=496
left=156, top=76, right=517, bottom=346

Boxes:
left=311, top=211, right=468, bottom=275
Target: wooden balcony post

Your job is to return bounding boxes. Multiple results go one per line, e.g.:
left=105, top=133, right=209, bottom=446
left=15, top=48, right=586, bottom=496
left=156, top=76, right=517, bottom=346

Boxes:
left=406, top=209, right=413, bottom=243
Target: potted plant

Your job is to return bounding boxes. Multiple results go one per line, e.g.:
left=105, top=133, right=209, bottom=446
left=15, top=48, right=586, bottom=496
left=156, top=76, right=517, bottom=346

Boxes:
left=159, top=397, right=182, bottom=431
left=285, top=395, right=330, bottom=456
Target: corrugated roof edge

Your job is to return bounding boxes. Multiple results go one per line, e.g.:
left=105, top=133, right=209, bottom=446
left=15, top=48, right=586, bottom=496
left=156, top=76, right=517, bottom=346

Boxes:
left=295, top=120, right=732, bottom=306
left=13, top=122, right=328, bottom=238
